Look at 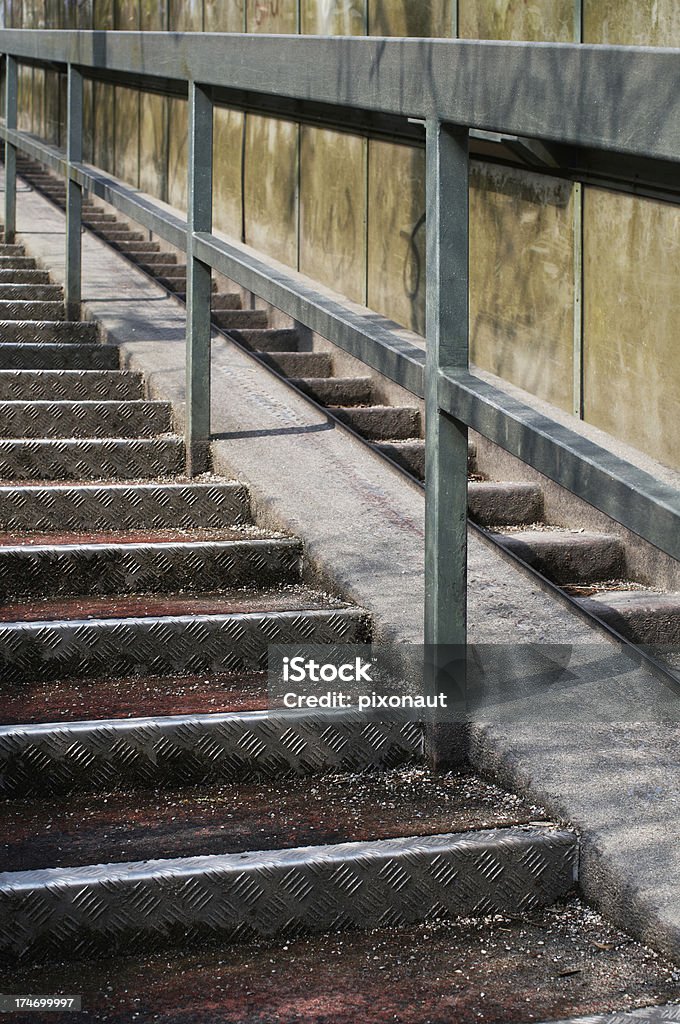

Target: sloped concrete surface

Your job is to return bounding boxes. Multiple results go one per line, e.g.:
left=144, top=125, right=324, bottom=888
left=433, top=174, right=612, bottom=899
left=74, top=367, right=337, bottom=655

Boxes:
left=10, top=178, right=680, bottom=963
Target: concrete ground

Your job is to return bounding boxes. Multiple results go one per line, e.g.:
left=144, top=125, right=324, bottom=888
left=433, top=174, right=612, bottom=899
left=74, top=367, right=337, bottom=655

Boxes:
left=7, top=178, right=680, bottom=967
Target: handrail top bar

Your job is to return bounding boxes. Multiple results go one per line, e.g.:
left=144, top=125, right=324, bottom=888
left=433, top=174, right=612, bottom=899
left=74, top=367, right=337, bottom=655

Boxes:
left=1, top=29, right=679, bottom=162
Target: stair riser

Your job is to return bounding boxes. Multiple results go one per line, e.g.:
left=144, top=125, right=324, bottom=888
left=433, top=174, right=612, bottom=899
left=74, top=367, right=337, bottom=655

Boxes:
left=498, top=535, right=626, bottom=586
left=577, top=595, right=680, bottom=646
left=0, top=271, right=50, bottom=285
left=0, top=321, right=98, bottom=344
left=0, top=713, right=421, bottom=797
left=229, top=329, right=300, bottom=353
left=0, top=608, right=369, bottom=684
left=334, top=407, right=421, bottom=441
left=0, top=345, right=118, bottom=371
left=0, top=828, right=577, bottom=963
left=0, top=286, right=63, bottom=302
left=262, top=352, right=333, bottom=378
left=0, top=483, right=251, bottom=532
left=0, top=439, right=184, bottom=481
left=0, top=540, right=302, bottom=602
left=468, top=483, right=544, bottom=527
left=0, top=402, right=172, bottom=439
left=95, top=231, right=145, bottom=242
left=111, top=241, right=161, bottom=254
left=0, top=371, right=144, bottom=402
left=0, top=258, right=38, bottom=270
left=0, top=246, right=26, bottom=257
left=212, top=310, right=269, bottom=330
left=138, top=263, right=185, bottom=276
left=291, top=377, right=374, bottom=407
left=131, top=253, right=178, bottom=266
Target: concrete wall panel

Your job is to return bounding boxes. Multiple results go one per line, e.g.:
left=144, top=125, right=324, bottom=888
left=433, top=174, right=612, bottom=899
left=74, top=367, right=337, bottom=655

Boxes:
left=583, top=188, right=680, bottom=470
left=300, top=126, right=366, bottom=303
left=469, top=163, right=575, bottom=412
left=213, top=105, right=244, bottom=238
left=459, top=0, right=574, bottom=41
left=584, top=0, right=680, bottom=46
left=244, top=114, right=298, bottom=267
left=367, top=140, right=425, bottom=335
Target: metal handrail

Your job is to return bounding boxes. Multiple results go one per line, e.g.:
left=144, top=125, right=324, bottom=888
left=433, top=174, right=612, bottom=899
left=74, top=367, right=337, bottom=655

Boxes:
left=1, top=29, right=679, bottom=659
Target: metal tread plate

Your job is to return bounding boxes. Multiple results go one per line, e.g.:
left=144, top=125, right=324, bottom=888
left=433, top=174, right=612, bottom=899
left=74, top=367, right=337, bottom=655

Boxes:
left=0, top=343, right=118, bottom=370
left=0, top=481, right=251, bottom=531
left=0, top=826, right=577, bottom=962
left=0, top=710, right=422, bottom=796
left=0, top=369, right=143, bottom=401
left=0, top=400, right=172, bottom=438
left=0, top=437, right=185, bottom=480
left=0, top=320, right=98, bottom=343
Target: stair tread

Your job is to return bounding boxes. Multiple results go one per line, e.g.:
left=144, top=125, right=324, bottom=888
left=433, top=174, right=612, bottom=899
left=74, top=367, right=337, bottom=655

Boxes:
left=0, top=585, right=352, bottom=623
left=0, top=527, right=280, bottom=547
left=0, top=769, right=545, bottom=872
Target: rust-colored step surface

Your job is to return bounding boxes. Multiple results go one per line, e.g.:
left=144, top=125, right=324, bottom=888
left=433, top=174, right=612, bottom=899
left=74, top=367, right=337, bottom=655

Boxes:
left=0, top=671, right=270, bottom=724
left=0, top=768, right=546, bottom=872
left=2, top=899, right=677, bottom=1023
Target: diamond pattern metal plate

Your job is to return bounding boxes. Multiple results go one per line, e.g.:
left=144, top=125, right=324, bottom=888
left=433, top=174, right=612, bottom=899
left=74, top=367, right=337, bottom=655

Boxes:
left=0, top=608, right=369, bottom=684
left=0, top=370, right=144, bottom=401
left=0, top=344, right=119, bottom=370
left=0, top=710, right=423, bottom=797
left=0, top=437, right=185, bottom=480
left=537, top=1009, right=680, bottom=1024
left=0, top=320, right=98, bottom=343
left=0, top=482, right=251, bottom=531
left=0, top=300, right=65, bottom=321
left=0, top=827, right=578, bottom=963
left=0, top=538, right=302, bottom=601
left=0, top=400, right=172, bottom=438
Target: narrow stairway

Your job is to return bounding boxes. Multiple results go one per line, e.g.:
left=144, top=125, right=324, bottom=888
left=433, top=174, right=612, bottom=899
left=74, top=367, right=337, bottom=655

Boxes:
left=15, top=155, right=679, bottom=662
left=0, top=235, right=577, bottom=965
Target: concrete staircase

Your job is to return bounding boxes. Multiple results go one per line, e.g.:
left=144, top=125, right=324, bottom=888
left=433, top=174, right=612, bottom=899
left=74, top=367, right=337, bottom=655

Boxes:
left=14, top=156, right=678, bottom=660
left=0, top=235, right=578, bottom=965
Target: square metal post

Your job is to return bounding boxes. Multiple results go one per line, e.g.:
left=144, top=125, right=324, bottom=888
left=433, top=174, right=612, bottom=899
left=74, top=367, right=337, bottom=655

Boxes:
left=185, top=81, right=213, bottom=477
left=65, top=64, right=83, bottom=320
left=424, top=119, right=470, bottom=768
left=3, top=55, right=18, bottom=244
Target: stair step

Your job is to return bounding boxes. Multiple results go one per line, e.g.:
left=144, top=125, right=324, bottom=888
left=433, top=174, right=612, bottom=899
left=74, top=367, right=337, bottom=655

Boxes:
left=0, top=269, right=51, bottom=284
left=0, top=284, right=63, bottom=301
left=0, top=245, right=26, bottom=257
left=82, top=213, right=119, bottom=224
left=374, top=439, right=426, bottom=478
left=0, top=825, right=576, bottom=962
left=468, top=481, right=544, bottom=526
left=132, top=252, right=178, bottom=266
left=111, top=240, right=161, bottom=254
left=228, top=328, right=300, bottom=353
left=0, top=369, right=144, bottom=401
left=0, top=400, right=172, bottom=439
left=0, top=595, right=367, bottom=684
left=0, top=257, right=38, bottom=270
left=95, top=230, right=145, bottom=243
left=211, top=292, right=242, bottom=310
left=0, top=481, right=251, bottom=532
left=137, top=260, right=185, bottom=276
left=0, top=536, right=302, bottom=602
left=159, top=277, right=219, bottom=295
left=0, top=437, right=185, bottom=481
left=0, top=320, right=98, bottom=343
left=333, top=406, right=421, bottom=441
left=211, top=309, right=270, bottom=329
left=291, top=376, right=375, bottom=407
left=495, top=530, right=626, bottom=585
left=574, top=591, right=680, bottom=645
left=0, top=343, right=118, bottom=370
left=0, top=299, right=65, bottom=321
left=261, top=351, right=333, bottom=377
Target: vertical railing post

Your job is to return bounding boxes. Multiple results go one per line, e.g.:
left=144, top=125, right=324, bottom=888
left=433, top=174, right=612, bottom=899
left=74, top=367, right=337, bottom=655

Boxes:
left=185, top=81, right=213, bottom=477
left=4, top=55, right=18, bottom=244
left=424, top=119, right=470, bottom=767
left=65, top=64, right=83, bottom=320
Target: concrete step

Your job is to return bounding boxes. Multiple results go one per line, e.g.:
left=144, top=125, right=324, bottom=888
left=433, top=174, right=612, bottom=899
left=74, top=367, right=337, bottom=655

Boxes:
left=111, top=240, right=161, bottom=254
left=95, top=229, right=146, bottom=243
left=159, top=276, right=218, bottom=295
left=0, top=269, right=51, bottom=284
left=211, top=292, right=242, bottom=311
left=229, top=327, right=301, bottom=353
left=574, top=591, right=680, bottom=645
left=137, top=260, right=185, bottom=276
left=261, top=351, right=333, bottom=377
left=373, top=439, right=426, bottom=478
left=82, top=213, right=119, bottom=225
left=0, top=400, right=171, bottom=439
left=0, top=299, right=65, bottom=322
left=0, top=437, right=185, bottom=481
left=495, top=530, right=626, bottom=585
left=332, top=405, right=421, bottom=441
left=0, top=283, right=63, bottom=301
left=131, top=252, right=178, bottom=266
left=0, top=320, right=98, bottom=344
left=468, top=481, right=545, bottom=526
left=0, top=481, right=251, bottom=532
left=0, top=256, right=38, bottom=270
left=211, top=309, right=270, bottom=330
left=292, top=376, right=375, bottom=407
left=0, top=824, right=576, bottom=963
left=0, top=589, right=368, bottom=684
left=0, top=343, right=118, bottom=371
left=0, top=534, right=302, bottom=603
left=0, top=369, right=143, bottom=402
left=0, top=703, right=420, bottom=799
